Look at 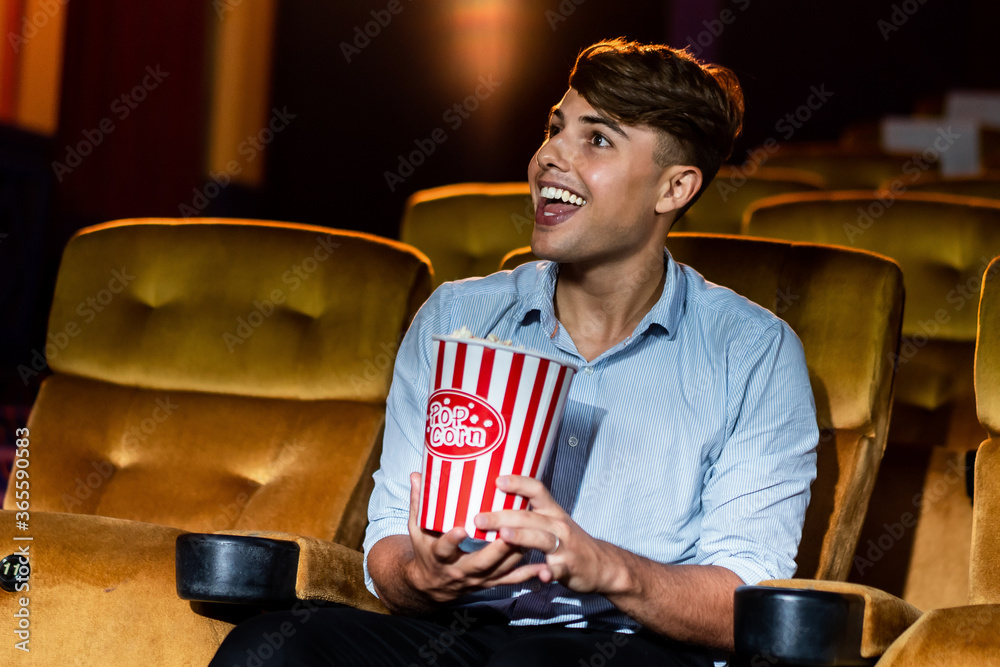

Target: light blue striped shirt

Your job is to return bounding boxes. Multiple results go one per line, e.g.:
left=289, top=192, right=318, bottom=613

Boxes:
left=364, top=251, right=818, bottom=635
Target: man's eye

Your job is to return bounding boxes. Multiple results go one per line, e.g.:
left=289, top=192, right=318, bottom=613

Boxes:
left=591, top=133, right=611, bottom=147
left=546, top=124, right=561, bottom=139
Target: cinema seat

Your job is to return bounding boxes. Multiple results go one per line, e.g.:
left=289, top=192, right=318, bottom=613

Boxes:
left=745, top=191, right=1000, bottom=609
left=756, top=146, right=938, bottom=190
left=502, top=232, right=906, bottom=584
left=882, top=171, right=1000, bottom=201
left=874, top=255, right=1000, bottom=665
left=399, top=182, right=534, bottom=287
left=734, top=257, right=1000, bottom=667
left=675, top=165, right=823, bottom=235
left=0, top=219, right=432, bottom=666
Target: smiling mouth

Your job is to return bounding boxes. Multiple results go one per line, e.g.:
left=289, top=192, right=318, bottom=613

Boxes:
left=535, top=185, right=587, bottom=227
left=539, top=186, right=587, bottom=208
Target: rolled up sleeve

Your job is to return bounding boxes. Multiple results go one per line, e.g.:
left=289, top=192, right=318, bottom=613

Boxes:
left=695, top=321, right=819, bottom=585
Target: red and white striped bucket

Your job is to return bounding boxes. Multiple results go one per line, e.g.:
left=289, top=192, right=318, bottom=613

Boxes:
left=419, top=335, right=577, bottom=543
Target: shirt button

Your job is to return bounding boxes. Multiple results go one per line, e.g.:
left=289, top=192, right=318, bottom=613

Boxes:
left=531, top=581, right=541, bottom=592
left=568, top=436, right=578, bottom=447
left=583, top=366, right=594, bottom=375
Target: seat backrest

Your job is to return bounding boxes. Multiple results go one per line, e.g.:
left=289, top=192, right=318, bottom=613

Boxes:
left=501, top=234, right=905, bottom=580
left=971, top=256, right=1000, bottom=604
left=399, top=182, right=533, bottom=286
left=7, top=219, right=432, bottom=548
left=746, top=192, right=1000, bottom=447
left=675, top=165, right=822, bottom=235
left=887, top=172, right=1000, bottom=201
left=759, top=148, right=938, bottom=190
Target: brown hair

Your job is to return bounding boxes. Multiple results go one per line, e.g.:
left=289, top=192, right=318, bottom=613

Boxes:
left=569, top=38, right=744, bottom=216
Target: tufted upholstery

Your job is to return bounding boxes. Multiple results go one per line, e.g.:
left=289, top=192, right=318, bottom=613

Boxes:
left=746, top=191, right=1000, bottom=609
left=399, top=182, right=533, bottom=287
left=0, top=219, right=432, bottom=666
left=745, top=191, right=1000, bottom=445
left=501, top=233, right=905, bottom=581
left=675, top=165, right=822, bottom=235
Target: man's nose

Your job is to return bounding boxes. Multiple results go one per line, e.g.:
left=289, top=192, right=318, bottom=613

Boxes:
left=536, top=136, right=569, bottom=172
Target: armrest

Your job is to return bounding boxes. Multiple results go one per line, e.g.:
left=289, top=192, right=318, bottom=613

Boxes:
left=733, top=580, right=922, bottom=666
left=176, top=531, right=387, bottom=614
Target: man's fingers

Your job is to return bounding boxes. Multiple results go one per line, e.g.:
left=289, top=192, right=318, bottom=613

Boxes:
left=497, top=475, right=559, bottom=512
left=496, top=526, right=559, bottom=554
left=408, top=472, right=422, bottom=533
left=429, top=527, right=468, bottom=562
left=483, top=562, right=551, bottom=587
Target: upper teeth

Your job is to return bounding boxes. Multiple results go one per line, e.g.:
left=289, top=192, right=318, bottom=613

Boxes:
left=540, top=186, right=586, bottom=206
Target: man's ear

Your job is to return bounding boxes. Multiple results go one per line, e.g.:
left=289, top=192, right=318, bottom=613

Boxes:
left=654, top=165, right=703, bottom=214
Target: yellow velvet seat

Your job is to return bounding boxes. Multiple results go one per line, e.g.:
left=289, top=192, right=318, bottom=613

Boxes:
left=756, top=147, right=938, bottom=190
left=501, top=233, right=905, bottom=581
left=745, top=191, right=1000, bottom=609
left=739, top=257, right=1000, bottom=665
left=876, top=255, right=1000, bottom=665
left=399, top=182, right=533, bottom=287
left=675, top=165, right=822, bottom=235
left=882, top=171, right=1000, bottom=200
left=0, top=219, right=432, bottom=666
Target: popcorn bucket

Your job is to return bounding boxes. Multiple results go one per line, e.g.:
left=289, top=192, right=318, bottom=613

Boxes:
left=419, top=335, right=577, bottom=545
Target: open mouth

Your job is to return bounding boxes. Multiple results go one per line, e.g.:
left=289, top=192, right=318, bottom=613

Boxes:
left=535, top=185, right=587, bottom=226
left=539, top=186, right=587, bottom=207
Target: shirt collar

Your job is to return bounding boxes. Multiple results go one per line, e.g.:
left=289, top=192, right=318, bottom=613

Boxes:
left=514, top=248, right=686, bottom=340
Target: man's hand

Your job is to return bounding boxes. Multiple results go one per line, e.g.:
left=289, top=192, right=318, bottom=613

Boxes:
left=475, top=475, right=743, bottom=650
left=473, top=475, right=628, bottom=595
left=368, top=473, right=549, bottom=613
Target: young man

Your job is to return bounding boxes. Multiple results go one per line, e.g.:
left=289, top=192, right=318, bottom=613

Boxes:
left=211, top=38, right=818, bottom=667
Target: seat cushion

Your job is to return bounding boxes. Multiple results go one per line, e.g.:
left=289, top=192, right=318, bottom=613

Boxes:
left=15, top=375, right=384, bottom=543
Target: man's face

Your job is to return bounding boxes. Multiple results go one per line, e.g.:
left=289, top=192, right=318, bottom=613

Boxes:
left=527, top=88, right=677, bottom=266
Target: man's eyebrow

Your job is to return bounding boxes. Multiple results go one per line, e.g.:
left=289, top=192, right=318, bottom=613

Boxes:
left=546, top=107, right=630, bottom=140
left=580, top=114, right=629, bottom=139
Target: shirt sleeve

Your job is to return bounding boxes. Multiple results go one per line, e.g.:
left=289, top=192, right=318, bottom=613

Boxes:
left=695, top=320, right=819, bottom=585
left=362, top=283, right=454, bottom=595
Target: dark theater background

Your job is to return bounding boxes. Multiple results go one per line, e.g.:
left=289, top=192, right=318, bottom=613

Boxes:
left=2, top=0, right=1000, bottom=639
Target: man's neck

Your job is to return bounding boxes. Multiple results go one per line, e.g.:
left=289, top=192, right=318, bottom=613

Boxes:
left=553, top=246, right=667, bottom=363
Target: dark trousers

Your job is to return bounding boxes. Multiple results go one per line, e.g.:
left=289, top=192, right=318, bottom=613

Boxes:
left=208, top=605, right=720, bottom=667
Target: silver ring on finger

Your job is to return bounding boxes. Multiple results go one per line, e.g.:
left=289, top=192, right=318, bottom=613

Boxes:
left=549, top=536, right=560, bottom=554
